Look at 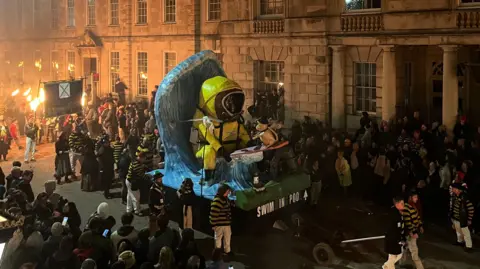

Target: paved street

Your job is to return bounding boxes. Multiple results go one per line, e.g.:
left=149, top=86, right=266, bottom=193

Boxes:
left=2, top=140, right=480, bottom=269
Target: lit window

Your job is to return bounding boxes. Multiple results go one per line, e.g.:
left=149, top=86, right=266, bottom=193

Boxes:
left=137, top=52, right=148, bottom=95
left=110, top=52, right=120, bottom=92
left=254, top=61, right=285, bottom=93
left=208, top=0, right=221, bottom=21
left=51, top=51, right=60, bottom=81
left=67, top=0, right=75, bottom=27
left=345, top=0, right=381, bottom=11
left=87, top=0, right=96, bottom=26
left=164, top=52, right=177, bottom=75
left=165, top=0, right=176, bottom=23
left=67, top=51, right=75, bottom=78
left=354, top=62, right=377, bottom=113
left=51, top=0, right=59, bottom=29
left=110, top=0, right=119, bottom=25
left=260, top=0, right=284, bottom=16
left=137, top=0, right=147, bottom=24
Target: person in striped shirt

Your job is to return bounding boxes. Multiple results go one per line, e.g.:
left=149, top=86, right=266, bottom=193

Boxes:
left=126, top=152, right=146, bottom=216
left=136, top=134, right=154, bottom=171
left=402, top=191, right=424, bottom=269
left=209, top=184, right=232, bottom=255
left=112, top=135, right=124, bottom=165
left=68, top=126, right=86, bottom=179
left=450, top=183, right=475, bottom=252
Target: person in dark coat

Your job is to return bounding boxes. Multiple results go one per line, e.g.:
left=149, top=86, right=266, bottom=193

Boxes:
left=80, top=143, right=100, bottom=192
left=55, top=132, right=73, bottom=184
left=149, top=171, right=166, bottom=216
left=97, top=137, right=115, bottom=199
left=174, top=228, right=206, bottom=269
left=383, top=196, right=406, bottom=269
left=44, top=235, right=78, bottom=269
left=0, top=120, right=11, bottom=161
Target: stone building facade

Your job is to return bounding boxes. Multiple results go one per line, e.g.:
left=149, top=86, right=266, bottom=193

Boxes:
left=1, top=0, right=480, bottom=128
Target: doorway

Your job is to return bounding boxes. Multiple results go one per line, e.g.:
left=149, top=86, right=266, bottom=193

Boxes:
left=83, top=57, right=99, bottom=97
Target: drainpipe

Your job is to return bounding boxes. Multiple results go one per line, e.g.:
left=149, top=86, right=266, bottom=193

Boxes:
left=127, top=0, right=133, bottom=102
left=194, top=0, right=201, bottom=53
left=328, top=48, right=333, bottom=128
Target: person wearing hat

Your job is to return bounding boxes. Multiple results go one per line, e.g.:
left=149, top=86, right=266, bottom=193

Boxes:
left=450, top=183, right=475, bottom=252
left=177, top=178, right=195, bottom=228
left=149, top=171, right=165, bottom=216
left=401, top=191, right=424, bottom=269
left=209, top=184, right=233, bottom=255
left=252, top=117, right=278, bottom=148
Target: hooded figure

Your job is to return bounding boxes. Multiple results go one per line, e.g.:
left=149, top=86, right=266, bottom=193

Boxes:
left=193, top=76, right=250, bottom=178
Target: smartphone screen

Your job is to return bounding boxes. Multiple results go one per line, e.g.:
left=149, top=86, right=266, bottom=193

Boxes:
left=102, top=229, right=109, bottom=237
left=62, top=217, right=68, bottom=226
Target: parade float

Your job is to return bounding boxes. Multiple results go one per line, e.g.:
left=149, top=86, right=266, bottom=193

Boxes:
left=150, top=50, right=310, bottom=234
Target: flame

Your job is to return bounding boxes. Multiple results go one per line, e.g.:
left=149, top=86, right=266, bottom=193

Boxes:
left=18, top=61, right=24, bottom=67
left=11, top=89, right=20, bottom=96
left=35, top=60, right=42, bottom=71
left=27, top=95, right=32, bottom=102
left=52, top=62, right=59, bottom=70
left=23, top=88, right=31, bottom=96
left=140, top=72, right=148, bottom=79
left=68, top=64, right=75, bottom=71
left=30, top=98, right=40, bottom=111
left=39, top=88, right=45, bottom=103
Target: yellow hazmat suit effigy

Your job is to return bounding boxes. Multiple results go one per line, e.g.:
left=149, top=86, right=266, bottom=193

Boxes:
left=193, top=76, right=250, bottom=170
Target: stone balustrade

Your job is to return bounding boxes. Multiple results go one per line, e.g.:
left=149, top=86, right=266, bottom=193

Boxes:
left=252, top=19, right=285, bottom=34
left=457, top=11, right=480, bottom=28
left=341, top=14, right=383, bottom=32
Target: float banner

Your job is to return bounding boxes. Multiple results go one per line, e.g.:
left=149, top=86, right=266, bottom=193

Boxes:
left=44, top=80, right=83, bottom=117
left=256, top=190, right=308, bottom=218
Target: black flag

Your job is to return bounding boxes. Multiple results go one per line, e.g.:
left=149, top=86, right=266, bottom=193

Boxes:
left=44, top=80, right=83, bottom=117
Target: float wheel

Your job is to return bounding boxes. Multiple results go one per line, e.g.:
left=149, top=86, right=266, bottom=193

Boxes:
left=312, top=242, right=335, bottom=265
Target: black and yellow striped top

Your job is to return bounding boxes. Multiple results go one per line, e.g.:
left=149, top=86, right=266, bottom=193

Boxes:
left=136, top=145, right=153, bottom=168
left=451, top=194, right=475, bottom=222
left=68, top=132, right=84, bottom=152
left=126, top=160, right=145, bottom=182
left=403, top=203, right=422, bottom=234
left=209, top=195, right=231, bottom=227
left=112, top=141, right=123, bottom=164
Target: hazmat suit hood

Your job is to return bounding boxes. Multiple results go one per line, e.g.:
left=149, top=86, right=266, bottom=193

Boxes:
left=198, top=76, right=244, bottom=122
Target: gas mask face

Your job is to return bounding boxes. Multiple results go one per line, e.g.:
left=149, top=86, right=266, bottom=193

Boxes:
left=216, top=90, right=245, bottom=121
